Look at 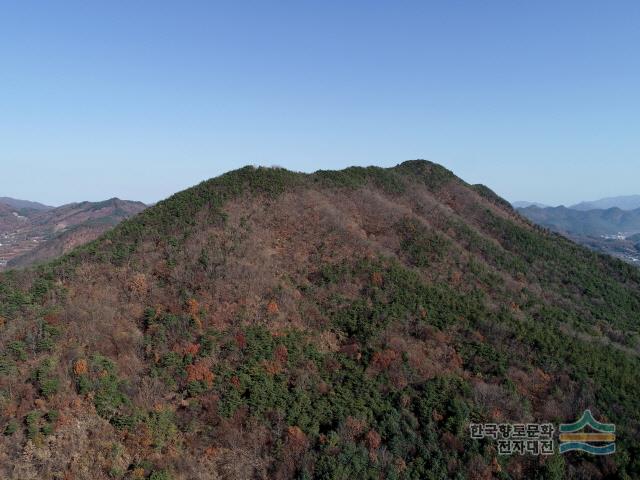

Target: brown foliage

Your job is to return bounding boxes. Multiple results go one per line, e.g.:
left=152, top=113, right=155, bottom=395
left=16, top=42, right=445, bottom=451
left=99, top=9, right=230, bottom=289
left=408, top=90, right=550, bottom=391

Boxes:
left=394, top=457, right=407, bottom=473
left=186, top=298, right=200, bottom=316
left=173, top=342, right=200, bottom=356
left=263, top=360, right=282, bottom=375
left=132, top=467, right=145, bottom=479
left=186, top=362, right=214, bottom=386
left=507, top=367, right=552, bottom=400
left=450, top=270, right=463, bottom=284
left=73, top=359, right=88, bottom=376
left=339, top=343, right=361, bottom=360
left=285, top=426, right=308, bottom=453
left=127, top=273, right=148, bottom=296
left=389, top=369, right=408, bottom=390
left=274, top=344, right=288, bottom=364
left=204, top=445, right=219, bottom=458
left=316, top=381, right=330, bottom=395
left=274, top=426, right=310, bottom=479
left=235, top=332, right=247, bottom=349
left=491, top=457, right=502, bottom=474
left=371, top=271, right=383, bottom=286
left=44, top=312, right=61, bottom=325
left=441, top=431, right=463, bottom=452
left=267, top=299, right=279, bottom=315
left=342, top=416, right=366, bottom=442
left=323, top=356, right=340, bottom=373
left=370, top=349, right=399, bottom=371
left=365, top=429, right=381, bottom=450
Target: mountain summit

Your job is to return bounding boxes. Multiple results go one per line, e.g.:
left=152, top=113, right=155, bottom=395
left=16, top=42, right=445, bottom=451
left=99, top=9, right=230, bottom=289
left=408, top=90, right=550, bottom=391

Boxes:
left=0, top=161, right=638, bottom=479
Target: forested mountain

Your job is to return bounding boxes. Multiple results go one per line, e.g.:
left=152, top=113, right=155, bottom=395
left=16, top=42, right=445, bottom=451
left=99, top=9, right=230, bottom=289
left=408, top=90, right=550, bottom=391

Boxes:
left=0, top=161, right=638, bottom=479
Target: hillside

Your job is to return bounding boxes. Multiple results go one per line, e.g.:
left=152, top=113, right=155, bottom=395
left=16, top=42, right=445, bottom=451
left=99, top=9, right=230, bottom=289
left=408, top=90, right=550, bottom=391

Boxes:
left=0, top=161, right=639, bottom=479
left=25, top=198, right=146, bottom=232
left=0, top=203, right=31, bottom=232
left=0, top=198, right=146, bottom=269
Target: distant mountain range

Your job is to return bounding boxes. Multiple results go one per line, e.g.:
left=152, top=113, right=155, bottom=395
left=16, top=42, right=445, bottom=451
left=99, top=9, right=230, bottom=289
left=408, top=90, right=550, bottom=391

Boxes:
left=511, top=201, right=549, bottom=209
left=515, top=196, right=640, bottom=265
left=570, top=194, right=640, bottom=211
left=512, top=194, right=640, bottom=211
left=518, top=205, right=640, bottom=236
left=0, top=196, right=53, bottom=212
left=0, top=197, right=146, bottom=269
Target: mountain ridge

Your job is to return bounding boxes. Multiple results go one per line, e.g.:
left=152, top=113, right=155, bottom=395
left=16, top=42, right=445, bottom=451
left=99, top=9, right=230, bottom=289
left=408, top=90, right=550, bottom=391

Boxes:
left=511, top=201, right=549, bottom=209
left=511, top=195, right=640, bottom=212
left=571, top=194, right=640, bottom=211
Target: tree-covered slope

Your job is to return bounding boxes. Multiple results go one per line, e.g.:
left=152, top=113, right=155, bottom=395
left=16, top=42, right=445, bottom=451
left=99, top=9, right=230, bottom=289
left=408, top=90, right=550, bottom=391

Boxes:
left=0, top=161, right=639, bottom=479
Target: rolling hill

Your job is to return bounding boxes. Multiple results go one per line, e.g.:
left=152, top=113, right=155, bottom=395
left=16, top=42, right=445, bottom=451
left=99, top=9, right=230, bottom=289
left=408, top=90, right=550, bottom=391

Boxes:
left=0, top=197, right=53, bottom=213
left=0, top=161, right=639, bottom=479
left=0, top=198, right=146, bottom=269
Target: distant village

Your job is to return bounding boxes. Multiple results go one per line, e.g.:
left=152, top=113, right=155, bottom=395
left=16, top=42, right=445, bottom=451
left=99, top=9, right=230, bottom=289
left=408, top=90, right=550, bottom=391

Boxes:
left=594, top=232, right=640, bottom=264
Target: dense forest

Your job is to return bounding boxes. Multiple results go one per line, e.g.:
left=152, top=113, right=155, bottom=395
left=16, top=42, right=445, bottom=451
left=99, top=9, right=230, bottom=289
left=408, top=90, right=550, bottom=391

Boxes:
left=0, top=161, right=638, bottom=479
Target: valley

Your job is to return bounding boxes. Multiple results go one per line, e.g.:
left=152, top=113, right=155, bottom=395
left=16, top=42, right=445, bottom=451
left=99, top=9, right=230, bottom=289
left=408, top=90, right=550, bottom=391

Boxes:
left=516, top=205, right=640, bottom=266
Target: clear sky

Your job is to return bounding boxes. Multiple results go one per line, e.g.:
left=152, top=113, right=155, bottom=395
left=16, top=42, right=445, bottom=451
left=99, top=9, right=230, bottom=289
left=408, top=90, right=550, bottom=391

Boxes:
left=1, top=1, right=639, bottom=206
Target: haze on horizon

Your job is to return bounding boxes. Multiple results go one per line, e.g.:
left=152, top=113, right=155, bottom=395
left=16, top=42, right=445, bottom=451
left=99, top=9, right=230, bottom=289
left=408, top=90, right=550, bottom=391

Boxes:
left=2, top=1, right=639, bottom=207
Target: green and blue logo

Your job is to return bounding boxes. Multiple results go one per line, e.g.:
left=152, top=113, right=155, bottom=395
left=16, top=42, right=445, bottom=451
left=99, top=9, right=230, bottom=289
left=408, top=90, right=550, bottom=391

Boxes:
left=559, top=410, right=615, bottom=455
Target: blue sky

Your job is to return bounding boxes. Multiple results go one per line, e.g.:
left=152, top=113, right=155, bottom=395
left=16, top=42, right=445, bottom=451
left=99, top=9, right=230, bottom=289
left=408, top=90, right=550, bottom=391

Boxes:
left=1, top=1, right=639, bottom=206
